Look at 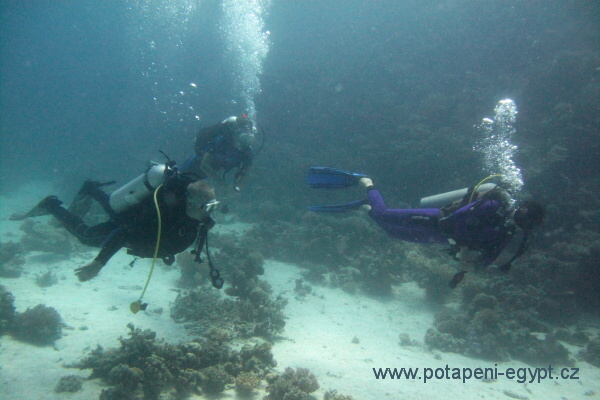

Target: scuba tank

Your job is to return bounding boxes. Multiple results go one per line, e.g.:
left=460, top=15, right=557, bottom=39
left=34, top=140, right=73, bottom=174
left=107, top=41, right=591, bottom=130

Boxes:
left=109, top=164, right=173, bottom=213
left=419, top=183, right=497, bottom=209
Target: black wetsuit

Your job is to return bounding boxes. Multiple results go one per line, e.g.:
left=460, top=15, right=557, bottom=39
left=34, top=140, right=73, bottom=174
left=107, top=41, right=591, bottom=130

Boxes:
left=45, top=185, right=200, bottom=266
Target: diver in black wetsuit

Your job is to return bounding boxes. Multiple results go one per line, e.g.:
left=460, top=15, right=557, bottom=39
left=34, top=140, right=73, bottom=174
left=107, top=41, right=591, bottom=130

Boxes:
left=11, top=175, right=219, bottom=282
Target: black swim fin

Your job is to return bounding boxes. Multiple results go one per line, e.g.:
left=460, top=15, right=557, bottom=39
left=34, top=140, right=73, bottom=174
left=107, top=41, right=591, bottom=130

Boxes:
left=307, top=167, right=367, bottom=189
left=308, top=198, right=368, bottom=213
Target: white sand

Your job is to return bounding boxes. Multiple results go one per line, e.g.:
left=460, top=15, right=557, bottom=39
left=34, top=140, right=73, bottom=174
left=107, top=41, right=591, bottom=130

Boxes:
left=1, top=183, right=599, bottom=400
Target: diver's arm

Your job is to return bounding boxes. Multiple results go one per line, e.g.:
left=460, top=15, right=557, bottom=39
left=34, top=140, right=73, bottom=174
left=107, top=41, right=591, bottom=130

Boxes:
left=199, top=153, right=221, bottom=181
left=233, top=171, right=247, bottom=191
left=74, top=228, right=126, bottom=281
left=233, top=151, right=253, bottom=190
left=233, top=163, right=250, bottom=190
left=475, top=236, right=510, bottom=267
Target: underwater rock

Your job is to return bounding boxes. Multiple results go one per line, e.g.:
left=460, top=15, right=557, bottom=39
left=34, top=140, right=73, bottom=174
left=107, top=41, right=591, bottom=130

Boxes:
left=265, top=367, right=320, bottom=400
left=54, top=375, right=83, bottom=393
left=0, top=286, right=16, bottom=335
left=11, top=304, right=62, bottom=345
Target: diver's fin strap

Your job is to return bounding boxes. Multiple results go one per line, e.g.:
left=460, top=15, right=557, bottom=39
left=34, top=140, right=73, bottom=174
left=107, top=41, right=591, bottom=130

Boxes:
left=308, top=198, right=368, bottom=213
left=307, top=167, right=367, bottom=189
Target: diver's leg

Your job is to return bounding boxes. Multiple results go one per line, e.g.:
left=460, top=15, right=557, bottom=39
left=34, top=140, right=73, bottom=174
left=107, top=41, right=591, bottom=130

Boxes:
left=42, top=197, right=112, bottom=247
left=9, top=195, right=60, bottom=221
left=68, top=190, right=93, bottom=219
left=88, top=186, right=114, bottom=216
left=72, top=179, right=116, bottom=216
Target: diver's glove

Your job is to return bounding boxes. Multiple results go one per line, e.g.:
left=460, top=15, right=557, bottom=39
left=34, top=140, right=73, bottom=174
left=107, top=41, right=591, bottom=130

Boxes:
left=75, top=260, right=103, bottom=282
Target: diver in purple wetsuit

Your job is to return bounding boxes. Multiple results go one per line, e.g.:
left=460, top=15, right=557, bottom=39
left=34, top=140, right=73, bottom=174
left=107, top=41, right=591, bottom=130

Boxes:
left=358, top=177, right=545, bottom=288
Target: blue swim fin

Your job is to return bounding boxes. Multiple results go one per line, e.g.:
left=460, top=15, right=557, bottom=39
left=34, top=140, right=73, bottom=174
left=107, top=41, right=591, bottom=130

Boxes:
left=307, top=167, right=367, bottom=189
left=308, top=198, right=368, bottom=213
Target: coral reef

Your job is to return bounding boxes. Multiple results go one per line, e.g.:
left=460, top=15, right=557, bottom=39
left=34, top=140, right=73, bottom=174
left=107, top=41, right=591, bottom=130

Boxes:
left=0, top=241, right=25, bottom=278
left=236, top=213, right=410, bottom=298
left=265, top=367, right=320, bottom=400
left=580, top=337, right=600, bottom=368
left=10, top=304, right=62, bottom=345
left=323, top=390, right=355, bottom=400
left=54, top=375, right=83, bottom=393
left=73, top=323, right=277, bottom=399
left=424, top=284, right=574, bottom=365
left=172, top=235, right=287, bottom=340
left=35, top=270, right=59, bottom=288
left=18, top=219, right=80, bottom=256
left=175, top=251, right=208, bottom=288
left=0, top=285, right=16, bottom=335
left=294, top=278, right=313, bottom=298
left=235, top=371, right=260, bottom=395
left=170, top=285, right=287, bottom=340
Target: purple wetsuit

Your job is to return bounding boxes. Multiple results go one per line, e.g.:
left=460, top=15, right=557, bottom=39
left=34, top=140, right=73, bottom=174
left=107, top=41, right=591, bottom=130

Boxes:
left=367, top=188, right=515, bottom=266
left=367, top=189, right=447, bottom=244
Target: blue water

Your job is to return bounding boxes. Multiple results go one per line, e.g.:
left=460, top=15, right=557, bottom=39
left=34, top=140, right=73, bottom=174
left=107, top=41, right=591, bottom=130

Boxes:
left=2, top=0, right=597, bottom=197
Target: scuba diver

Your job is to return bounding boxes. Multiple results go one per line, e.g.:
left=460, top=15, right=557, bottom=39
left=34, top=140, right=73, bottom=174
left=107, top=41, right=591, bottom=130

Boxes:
left=10, top=162, right=223, bottom=288
left=307, top=167, right=545, bottom=288
left=180, top=115, right=256, bottom=192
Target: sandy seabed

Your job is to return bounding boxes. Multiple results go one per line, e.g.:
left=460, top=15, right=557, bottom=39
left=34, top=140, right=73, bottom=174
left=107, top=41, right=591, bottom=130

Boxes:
left=1, top=182, right=600, bottom=400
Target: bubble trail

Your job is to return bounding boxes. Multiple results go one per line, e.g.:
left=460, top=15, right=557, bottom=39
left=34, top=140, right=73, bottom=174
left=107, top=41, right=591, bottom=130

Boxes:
left=474, top=99, right=524, bottom=201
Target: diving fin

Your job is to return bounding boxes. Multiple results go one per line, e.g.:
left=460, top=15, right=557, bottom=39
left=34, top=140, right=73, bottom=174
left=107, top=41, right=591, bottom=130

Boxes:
left=308, top=198, right=368, bottom=213
left=307, top=167, right=367, bottom=189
